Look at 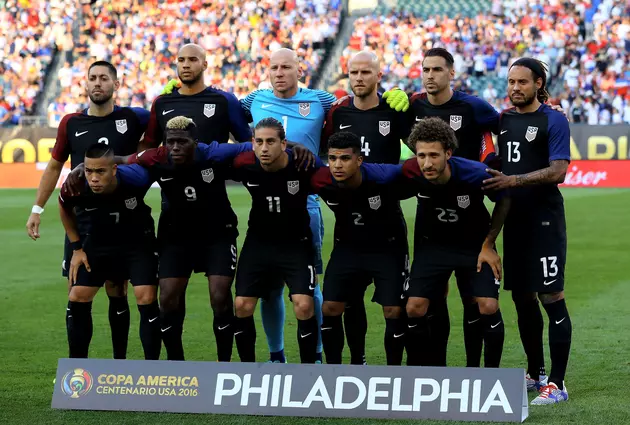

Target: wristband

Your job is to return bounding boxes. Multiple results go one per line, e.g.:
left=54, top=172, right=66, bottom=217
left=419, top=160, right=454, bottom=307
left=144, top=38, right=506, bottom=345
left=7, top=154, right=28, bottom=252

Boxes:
left=70, top=241, right=83, bottom=251
left=31, top=205, right=44, bottom=214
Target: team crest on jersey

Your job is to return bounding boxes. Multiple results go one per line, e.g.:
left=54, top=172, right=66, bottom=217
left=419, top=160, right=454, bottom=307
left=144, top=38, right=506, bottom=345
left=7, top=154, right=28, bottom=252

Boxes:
left=201, top=168, right=214, bottom=183
left=203, top=104, right=216, bottom=118
left=298, top=103, right=310, bottom=117
left=115, top=119, right=128, bottom=134
left=450, top=115, right=462, bottom=131
left=457, top=195, right=470, bottom=209
left=379, top=121, right=391, bottom=136
left=287, top=180, right=300, bottom=195
left=525, top=126, right=538, bottom=142
left=125, top=197, right=137, bottom=210
left=368, top=195, right=381, bottom=210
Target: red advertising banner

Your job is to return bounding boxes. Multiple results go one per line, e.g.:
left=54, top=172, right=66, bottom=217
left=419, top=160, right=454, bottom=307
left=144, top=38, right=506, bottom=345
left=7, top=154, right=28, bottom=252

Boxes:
left=561, top=160, right=630, bottom=188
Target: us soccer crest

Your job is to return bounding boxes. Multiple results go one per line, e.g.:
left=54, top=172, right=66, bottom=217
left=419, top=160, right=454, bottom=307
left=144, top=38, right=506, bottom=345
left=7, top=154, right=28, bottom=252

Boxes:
left=125, top=197, right=137, bottom=210
left=298, top=103, right=310, bottom=117
left=379, top=121, right=390, bottom=136
left=287, top=180, right=299, bottom=195
left=115, top=119, right=128, bottom=134
left=525, top=126, right=538, bottom=142
left=457, top=195, right=470, bottom=209
left=201, top=168, right=214, bottom=183
left=450, top=115, right=462, bottom=131
left=368, top=195, right=381, bottom=210
left=203, top=104, right=216, bottom=118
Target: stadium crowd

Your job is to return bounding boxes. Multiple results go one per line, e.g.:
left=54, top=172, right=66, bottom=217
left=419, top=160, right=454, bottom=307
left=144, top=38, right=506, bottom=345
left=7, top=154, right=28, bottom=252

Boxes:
left=46, top=0, right=341, bottom=126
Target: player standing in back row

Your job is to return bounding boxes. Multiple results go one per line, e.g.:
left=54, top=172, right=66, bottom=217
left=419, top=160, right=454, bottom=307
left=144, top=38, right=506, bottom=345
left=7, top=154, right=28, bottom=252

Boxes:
left=483, top=58, right=572, bottom=405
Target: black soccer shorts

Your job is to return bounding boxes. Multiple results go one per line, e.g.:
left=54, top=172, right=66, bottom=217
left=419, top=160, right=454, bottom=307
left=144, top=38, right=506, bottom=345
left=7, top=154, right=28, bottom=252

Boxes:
left=503, top=205, right=567, bottom=293
left=324, top=239, right=408, bottom=307
left=235, top=235, right=316, bottom=299
left=407, top=245, right=500, bottom=300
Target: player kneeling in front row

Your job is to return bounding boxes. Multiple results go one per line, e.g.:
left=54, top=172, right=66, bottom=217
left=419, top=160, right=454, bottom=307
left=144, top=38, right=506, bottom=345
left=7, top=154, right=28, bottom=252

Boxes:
left=59, top=144, right=161, bottom=360
left=312, top=132, right=408, bottom=365
left=231, top=118, right=321, bottom=363
left=401, top=117, right=510, bottom=367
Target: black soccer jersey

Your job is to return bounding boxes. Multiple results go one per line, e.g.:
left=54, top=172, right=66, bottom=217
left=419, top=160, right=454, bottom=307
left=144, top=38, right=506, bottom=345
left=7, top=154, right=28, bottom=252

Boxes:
left=58, top=164, right=154, bottom=248
left=127, top=142, right=252, bottom=237
left=408, top=91, right=497, bottom=163
left=144, top=87, right=252, bottom=147
left=311, top=163, right=406, bottom=246
left=402, top=157, right=504, bottom=251
left=232, top=150, right=320, bottom=240
left=322, top=96, right=410, bottom=164
left=498, top=104, right=571, bottom=206
left=52, top=106, right=149, bottom=168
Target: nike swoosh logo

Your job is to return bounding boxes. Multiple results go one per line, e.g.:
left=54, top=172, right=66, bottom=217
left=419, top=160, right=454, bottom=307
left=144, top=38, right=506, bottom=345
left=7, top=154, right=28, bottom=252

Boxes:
left=162, top=109, right=175, bottom=115
left=137, top=150, right=146, bottom=157
left=321, top=327, right=332, bottom=331
left=66, top=308, right=71, bottom=311
left=246, top=182, right=259, bottom=187
left=326, top=200, right=339, bottom=206
left=149, top=317, right=158, bottom=323
left=393, top=333, right=405, bottom=338
left=84, top=207, right=98, bottom=211
left=261, top=104, right=273, bottom=109
left=543, top=279, right=557, bottom=286
left=161, top=326, right=172, bottom=332
left=408, top=324, right=417, bottom=328
left=555, top=317, right=566, bottom=325
left=234, top=331, right=243, bottom=336
left=75, top=131, right=88, bottom=137
left=218, top=325, right=230, bottom=331
left=160, top=177, right=174, bottom=181
left=309, top=284, right=315, bottom=290
left=467, top=318, right=480, bottom=324
left=500, top=130, right=508, bottom=135
left=339, top=124, right=352, bottom=129
left=417, top=194, right=430, bottom=198
left=415, top=117, right=422, bottom=121
left=231, top=265, right=236, bottom=270
left=491, top=321, right=502, bottom=329
left=117, top=310, right=128, bottom=315
left=300, top=333, right=312, bottom=338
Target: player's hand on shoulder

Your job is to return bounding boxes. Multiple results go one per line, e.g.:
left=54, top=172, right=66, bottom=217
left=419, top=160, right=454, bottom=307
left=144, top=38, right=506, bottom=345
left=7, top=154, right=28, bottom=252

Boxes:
left=548, top=103, right=568, bottom=120
left=477, top=244, right=502, bottom=280
left=383, top=88, right=410, bottom=112
left=69, top=248, right=91, bottom=286
left=482, top=168, right=516, bottom=191
left=292, top=144, right=316, bottom=170
left=161, top=79, right=181, bottom=95
left=332, top=94, right=350, bottom=107
left=63, top=163, right=86, bottom=196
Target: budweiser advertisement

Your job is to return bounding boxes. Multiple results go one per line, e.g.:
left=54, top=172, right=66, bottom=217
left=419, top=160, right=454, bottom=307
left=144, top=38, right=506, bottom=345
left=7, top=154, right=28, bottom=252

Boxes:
left=561, top=160, right=630, bottom=188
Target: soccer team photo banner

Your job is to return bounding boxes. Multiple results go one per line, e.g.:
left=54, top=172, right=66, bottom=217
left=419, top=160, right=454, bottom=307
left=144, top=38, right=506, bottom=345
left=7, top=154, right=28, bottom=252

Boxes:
left=52, top=358, right=528, bottom=423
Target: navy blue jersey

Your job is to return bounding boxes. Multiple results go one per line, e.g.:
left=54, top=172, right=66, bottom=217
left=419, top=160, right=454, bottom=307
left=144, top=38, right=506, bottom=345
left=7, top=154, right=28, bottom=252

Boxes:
left=52, top=106, right=150, bottom=168
left=144, top=87, right=252, bottom=147
left=409, top=91, right=497, bottom=163
left=498, top=104, right=571, bottom=207
left=311, top=163, right=407, bottom=246
left=402, top=156, right=504, bottom=251
left=232, top=150, right=322, bottom=241
left=128, top=142, right=252, bottom=237
left=58, top=164, right=154, bottom=248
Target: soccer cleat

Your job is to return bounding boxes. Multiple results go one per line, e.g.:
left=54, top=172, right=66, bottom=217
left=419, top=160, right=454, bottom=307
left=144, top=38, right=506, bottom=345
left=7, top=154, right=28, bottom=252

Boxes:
left=530, top=382, right=568, bottom=405
left=526, top=373, right=548, bottom=392
left=266, top=359, right=287, bottom=364
left=315, top=360, right=322, bottom=364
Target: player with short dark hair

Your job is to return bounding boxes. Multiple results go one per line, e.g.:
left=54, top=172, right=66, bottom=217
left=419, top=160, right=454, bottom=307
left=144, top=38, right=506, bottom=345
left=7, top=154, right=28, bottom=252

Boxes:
left=483, top=58, right=572, bottom=405
left=231, top=118, right=322, bottom=364
left=27, top=60, right=150, bottom=360
left=311, top=131, right=408, bottom=365
left=402, top=117, right=510, bottom=368
left=59, top=143, right=160, bottom=360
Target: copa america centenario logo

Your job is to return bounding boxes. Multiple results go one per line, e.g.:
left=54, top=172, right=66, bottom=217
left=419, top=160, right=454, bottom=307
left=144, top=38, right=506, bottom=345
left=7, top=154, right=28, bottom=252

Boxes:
left=61, top=368, right=93, bottom=398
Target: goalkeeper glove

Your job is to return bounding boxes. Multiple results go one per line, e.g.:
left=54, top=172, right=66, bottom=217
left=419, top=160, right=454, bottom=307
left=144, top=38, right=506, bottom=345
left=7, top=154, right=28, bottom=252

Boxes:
left=161, top=79, right=181, bottom=95
left=383, top=88, right=409, bottom=112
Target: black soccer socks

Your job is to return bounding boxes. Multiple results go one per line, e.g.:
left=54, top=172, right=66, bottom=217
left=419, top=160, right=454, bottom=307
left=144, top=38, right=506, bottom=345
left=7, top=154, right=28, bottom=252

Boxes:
left=137, top=302, right=161, bottom=360
left=384, top=318, right=406, bottom=366
left=67, top=301, right=93, bottom=358
left=543, top=299, right=572, bottom=387
left=514, top=297, right=546, bottom=379
left=427, top=298, right=450, bottom=366
left=321, top=315, right=344, bottom=364
left=344, top=299, right=368, bottom=365
left=297, top=316, right=319, bottom=363
left=481, top=309, right=504, bottom=368
left=160, top=309, right=185, bottom=361
left=234, top=315, right=256, bottom=362
left=108, top=295, right=130, bottom=359
left=213, top=311, right=234, bottom=362
left=463, top=303, right=483, bottom=367
left=406, top=316, right=431, bottom=366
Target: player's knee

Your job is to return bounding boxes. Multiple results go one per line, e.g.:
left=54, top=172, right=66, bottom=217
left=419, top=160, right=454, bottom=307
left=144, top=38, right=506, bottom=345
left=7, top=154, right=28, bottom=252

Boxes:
left=69, top=286, right=98, bottom=303
left=406, top=297, right=429, bottom=318
left=538, top=291, right=564, bottom=305
left=209, top=278, right=233, bottom=313
left=292, top=295, right=314, bottom=320
left=477, top=298, right=499, bottom=315
left=234, top=297, right=256, bottom=318
left=322, top=301, right=344, bottom=316
left=383, top=306, right=401, bottom=319
left=134, top=285, right=157, bottom=305
left=104, top=280, right=127, bottom=297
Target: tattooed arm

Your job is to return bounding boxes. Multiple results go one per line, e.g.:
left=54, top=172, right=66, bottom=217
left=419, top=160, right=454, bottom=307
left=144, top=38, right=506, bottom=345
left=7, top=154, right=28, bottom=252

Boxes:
left=483, top=160, right=569, bottom=191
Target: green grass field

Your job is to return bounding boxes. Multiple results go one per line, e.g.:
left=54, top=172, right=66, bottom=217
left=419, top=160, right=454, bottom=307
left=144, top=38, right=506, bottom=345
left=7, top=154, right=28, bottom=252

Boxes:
left=1, top=187, right=629, bottom=424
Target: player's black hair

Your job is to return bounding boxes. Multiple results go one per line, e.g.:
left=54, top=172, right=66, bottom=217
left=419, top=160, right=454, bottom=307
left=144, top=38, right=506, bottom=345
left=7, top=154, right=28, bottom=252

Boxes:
left=327, top=131, right=361, bottom=155
left=165, top=116, right=198, bottom=141
left=423, top=48, right=454, bottom=68
left=88, top=61, right=118, bottom=80
left=510, top=57, right=550, bottom=104
left=254, top=117, right=286, bottom=140
left=85, top=143, right=114, bottom=159
left=408, top=117, right=458, bottom=152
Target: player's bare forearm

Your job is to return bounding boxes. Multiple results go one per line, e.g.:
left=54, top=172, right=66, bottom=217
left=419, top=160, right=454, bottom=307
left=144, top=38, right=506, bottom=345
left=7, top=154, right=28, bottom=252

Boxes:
left=35, top=158, right=63, bottom=207
left=484, top=196, right=510, bottom=247
left=515, top=160, right=569, bottom=186
left=59, top=203, right=80, bottom=243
